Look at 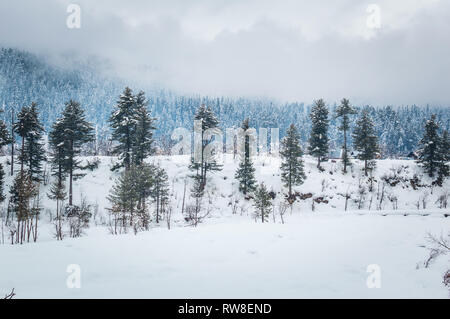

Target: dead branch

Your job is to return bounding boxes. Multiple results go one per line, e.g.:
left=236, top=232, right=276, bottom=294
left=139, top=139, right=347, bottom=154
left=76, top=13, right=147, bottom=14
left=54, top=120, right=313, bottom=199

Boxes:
left=4, top=288, right=15, bottom=299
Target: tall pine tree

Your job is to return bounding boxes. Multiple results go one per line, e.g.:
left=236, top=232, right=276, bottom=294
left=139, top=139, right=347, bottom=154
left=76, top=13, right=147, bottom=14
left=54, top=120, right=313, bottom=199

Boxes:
left=151, top=166, right=169, bottom=224
left=189, top=104, right=222, bottom=191
left=109, top=87, right=137, bottom=171
left=14, top=105, right=31, bottom=173
left=235, top=118, right=257, bottom=195
left=436, top=130, right=450, bottom=185
left=132, top=91, right=156, bottom=166
left=280, top=124, right=306, bottom=197
left=0, top=108, right=11, bottom=202
left=308, top=99, right=329, bottom=169
left=352, top=109, right=379, bottom=176
left=253, top=183, right=272, bottom=223
left=23, top=103, right=46, bottom=181
left=335, top=98, right=357, bottom=173
left=417, top=115, right=441, bottom=177
left=58, top=100, right=94, bottom=205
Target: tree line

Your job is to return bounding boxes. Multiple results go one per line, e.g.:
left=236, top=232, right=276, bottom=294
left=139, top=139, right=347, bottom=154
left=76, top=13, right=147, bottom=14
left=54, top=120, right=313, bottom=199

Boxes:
left=0, top=89, right=448, bottom=242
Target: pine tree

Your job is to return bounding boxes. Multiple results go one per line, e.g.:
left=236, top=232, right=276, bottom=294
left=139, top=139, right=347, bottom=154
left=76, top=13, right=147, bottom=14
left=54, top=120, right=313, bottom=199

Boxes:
left=48, top=117, right=67, bottom=185
left=253, top=183, right=272, bottom=223
left=48, top=116, right=70, bottom=240
left=0, top=108, right=11, bottom=202
left=280, top=124, right=306, bottom=197
left=189, top=104, right=222, bottom=190
left=9, top=170, right=37, bottom=244
left=132, top=91, right=156, bottom=166
left=189, top=174, right=205, bottom=225
left=109, top=87, right=137, bottom=171
left=335, top=98, right=357, bottom=173
left=151, top=166, right=169, bottom=224
left=23, top=103, right=46, bottom=181
left=14, top=105, right=31, bottom=173
left=0, top=163, right=5, bottom=204
left=107, top=166, right=140, bottom=233
left=235, top=118, right=257, bottom=195
left=108, top=164, right=155, bottom=233
left=308, top=99, right=329, bottom=169
left=436, top=130, right=450, bottom=184
left=0, top=108, right=11, bottom=149
left=417, top=115, right=441, bottom=177
left=352, top=109, right=379, bottom=176
left=134, top=164, right=154, bottom=231
left=47, top=178, right=67, bottom=240
left=58, top=100, right=94, bottom=205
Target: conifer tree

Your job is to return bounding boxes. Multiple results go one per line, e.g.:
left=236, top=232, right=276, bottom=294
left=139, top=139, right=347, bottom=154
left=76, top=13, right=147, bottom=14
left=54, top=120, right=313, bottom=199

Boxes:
left=9, top=170, right=36, bottom=244
left=235, top=118, right=257, bottom=195
left=437, top=130, right=450, bottom=183
left=47, top=178, right=66, bottom=240
left=23, top=103, right=46, bottom=181
left=189, top=174, right=205, bottom=224
left=189, top=104, right=222, bottom=190
left=132, top=91, right=156, bottom=166
left=253, top=183, right=272, bottom=223
left=134, top=164, right=154, bottom=231
left=10, top=109, right=14, bottom=176
left=58, top=100, right=94, bottom=205
left=335, top=98, right=357, bottom=173
left=280, top=124, right=306, bottom=197
left=48, top=118, right=66, bottom=185
left=0, top=108, right=11, bottom=202
left=417, top=115, right=441, bottom=177
left=151, top=166, right=169, bottom=224
left=308, top=99, right=329, bottom=169
left=0, top=163, right=5, bottom=204
left=108, top=164, right=154, bottom=233
left=0, top=108, right=10, bottom=149
left=14, top=105, right=31, bottom=172
left=109, top=87, right=137, bottom=171
left=48, top=116, right=70, bottom=240
left=352, top=109, right=379, bottom=176
left=107, top=166, right=140, bottom=233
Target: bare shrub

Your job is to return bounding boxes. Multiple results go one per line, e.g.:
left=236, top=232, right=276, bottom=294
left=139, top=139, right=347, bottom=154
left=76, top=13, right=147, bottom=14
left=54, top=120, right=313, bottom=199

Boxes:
left=3, top=288, right=15, bottom=299
left=64, top=199, right=92, bottom=238
left=184, top=204, right=210, bottom=227
left=436, top=191, right=449, bottom=209
left=278, top=202, right=289, bottom=224
left=165, top=205, right=173, bottom=230
left=423, top=233, right=450, bottom=268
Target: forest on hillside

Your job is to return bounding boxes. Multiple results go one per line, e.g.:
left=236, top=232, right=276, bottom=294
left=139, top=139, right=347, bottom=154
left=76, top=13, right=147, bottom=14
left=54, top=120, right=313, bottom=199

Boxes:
left=1, top=48, right=449, bottom=158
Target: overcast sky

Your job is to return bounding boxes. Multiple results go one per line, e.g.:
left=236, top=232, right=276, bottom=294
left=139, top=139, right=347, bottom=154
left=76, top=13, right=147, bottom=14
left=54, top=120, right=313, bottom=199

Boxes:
left=0, top=0, right=449, bottom=105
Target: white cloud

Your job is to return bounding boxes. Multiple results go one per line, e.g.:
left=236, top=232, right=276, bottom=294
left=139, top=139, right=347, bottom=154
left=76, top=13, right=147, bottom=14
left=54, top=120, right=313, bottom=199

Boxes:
left=0, top=0, right=449, bottom=105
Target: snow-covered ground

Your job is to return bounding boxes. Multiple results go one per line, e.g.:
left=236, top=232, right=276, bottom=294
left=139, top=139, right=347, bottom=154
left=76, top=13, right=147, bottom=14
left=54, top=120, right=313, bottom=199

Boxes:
left=0, top=155, right=449, bottom=298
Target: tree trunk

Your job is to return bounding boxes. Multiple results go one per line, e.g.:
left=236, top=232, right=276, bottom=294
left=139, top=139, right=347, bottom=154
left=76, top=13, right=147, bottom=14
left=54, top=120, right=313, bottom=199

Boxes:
left=181, top=179, right=186, bottom=216
left=20, top=136, right=24, bottom=173
left=69, top=139, right=74, bottom=206
left=364, top=159, right=368, bottom=176
left=288, top=162, right=292, bottom=197
left=10, top=110, right=14, bottom=176
left=343, top=128, right=347, bottom=173
left=156, top=195, right=160, bottom=224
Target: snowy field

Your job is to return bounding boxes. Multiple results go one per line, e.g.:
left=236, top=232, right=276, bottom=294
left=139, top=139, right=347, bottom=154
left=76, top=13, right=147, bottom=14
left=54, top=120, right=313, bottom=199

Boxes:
left=0, top=155, right=449, bottom=298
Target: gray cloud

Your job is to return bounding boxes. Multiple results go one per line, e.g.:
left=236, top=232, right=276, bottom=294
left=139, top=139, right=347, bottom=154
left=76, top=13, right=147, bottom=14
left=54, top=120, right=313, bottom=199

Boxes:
left=0, top=0, right=449, bottom=105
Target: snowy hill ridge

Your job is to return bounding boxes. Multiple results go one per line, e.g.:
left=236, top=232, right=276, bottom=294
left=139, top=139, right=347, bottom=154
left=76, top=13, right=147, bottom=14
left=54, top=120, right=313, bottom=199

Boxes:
left=2, top=154, right=448, bottom=236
